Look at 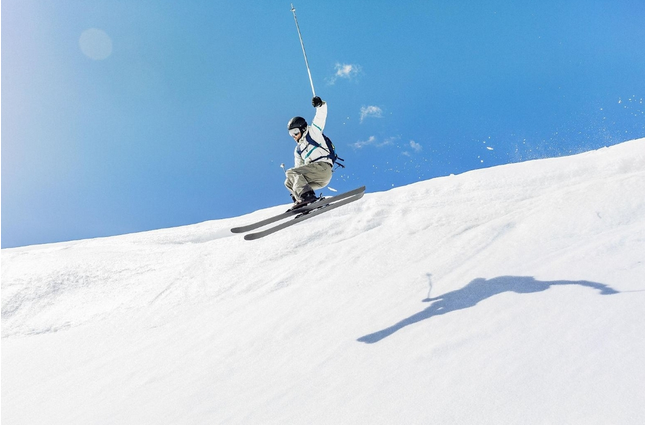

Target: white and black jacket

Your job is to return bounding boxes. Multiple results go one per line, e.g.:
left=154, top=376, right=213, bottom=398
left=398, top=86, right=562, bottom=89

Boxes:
left=294, top=102, right=332, bottom=167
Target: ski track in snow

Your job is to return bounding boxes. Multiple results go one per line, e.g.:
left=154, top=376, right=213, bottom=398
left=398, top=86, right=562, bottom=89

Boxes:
left=1, top=138, right=645, bottom=425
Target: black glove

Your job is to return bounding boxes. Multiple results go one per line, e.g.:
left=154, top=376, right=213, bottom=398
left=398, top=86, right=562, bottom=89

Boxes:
left=312, top=96, right=323, bottom=107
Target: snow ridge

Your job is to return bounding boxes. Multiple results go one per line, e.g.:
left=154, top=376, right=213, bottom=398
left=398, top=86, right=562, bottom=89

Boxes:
left=2, top=139, right=645, bottom=425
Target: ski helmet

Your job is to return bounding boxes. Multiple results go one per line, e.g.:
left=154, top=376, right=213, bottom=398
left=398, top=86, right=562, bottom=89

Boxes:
left=287, top=116, right=308, bottom=131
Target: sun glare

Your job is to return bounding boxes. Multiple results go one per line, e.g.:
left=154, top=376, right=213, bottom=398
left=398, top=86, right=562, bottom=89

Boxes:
left=79, top=28, right=113, bottom=60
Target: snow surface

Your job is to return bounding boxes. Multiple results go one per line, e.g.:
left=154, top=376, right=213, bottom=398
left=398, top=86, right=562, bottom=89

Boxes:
left=2, top=139, right=645, bottom=424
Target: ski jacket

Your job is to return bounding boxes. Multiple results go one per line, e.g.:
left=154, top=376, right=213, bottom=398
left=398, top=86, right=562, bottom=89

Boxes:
left=294, top=102, right=332, bottom=168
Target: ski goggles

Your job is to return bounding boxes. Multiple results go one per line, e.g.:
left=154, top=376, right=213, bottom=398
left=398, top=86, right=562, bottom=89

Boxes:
left=289, top=128, right=302, bottom=137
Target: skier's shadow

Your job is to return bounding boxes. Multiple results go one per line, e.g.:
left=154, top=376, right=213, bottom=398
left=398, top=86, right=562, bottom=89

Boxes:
left=357, top=276, right=618, bottom=344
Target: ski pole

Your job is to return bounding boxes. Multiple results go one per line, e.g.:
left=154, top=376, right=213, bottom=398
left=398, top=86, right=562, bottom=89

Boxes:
left=290, top=4, right=316, bottom=97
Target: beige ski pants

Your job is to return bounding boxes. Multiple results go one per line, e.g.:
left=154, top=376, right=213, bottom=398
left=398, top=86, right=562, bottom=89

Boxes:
left=284, top=162, right=332, bottom=200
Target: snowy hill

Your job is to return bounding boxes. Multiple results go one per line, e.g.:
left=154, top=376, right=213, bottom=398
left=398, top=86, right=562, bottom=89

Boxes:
left=2, top=139, right=645, bottom=424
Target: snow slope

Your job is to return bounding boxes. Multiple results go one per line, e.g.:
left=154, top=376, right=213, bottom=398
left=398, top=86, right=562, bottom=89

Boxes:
left=2, top=139, right=645, bottom=424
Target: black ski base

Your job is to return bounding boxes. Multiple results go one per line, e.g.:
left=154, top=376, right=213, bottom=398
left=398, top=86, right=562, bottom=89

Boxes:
left=231, top=186, right=365, bottom=240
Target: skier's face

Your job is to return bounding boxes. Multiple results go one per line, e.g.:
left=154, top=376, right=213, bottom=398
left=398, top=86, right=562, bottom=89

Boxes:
left=289, top=127, right=302, bottom=142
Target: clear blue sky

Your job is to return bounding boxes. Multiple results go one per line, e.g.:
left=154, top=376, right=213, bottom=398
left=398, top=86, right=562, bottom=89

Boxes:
left=2, top=0, right=645, bottom=248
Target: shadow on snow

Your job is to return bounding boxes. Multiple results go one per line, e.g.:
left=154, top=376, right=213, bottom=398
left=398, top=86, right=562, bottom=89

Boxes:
left=357, top=275, right=618, bottom=344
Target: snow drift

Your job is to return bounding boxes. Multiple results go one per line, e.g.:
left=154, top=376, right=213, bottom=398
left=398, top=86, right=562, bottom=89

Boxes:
left=2, top=139, right=645, bottom=424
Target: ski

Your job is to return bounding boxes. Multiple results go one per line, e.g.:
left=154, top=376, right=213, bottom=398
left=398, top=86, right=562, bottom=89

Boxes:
left=230, top=186, right=365, bottom=234
left=243, top=191, right=364, bottom=240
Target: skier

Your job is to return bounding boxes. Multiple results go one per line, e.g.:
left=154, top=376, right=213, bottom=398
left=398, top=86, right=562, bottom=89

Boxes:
left=285, top=96, right=333, bottom=209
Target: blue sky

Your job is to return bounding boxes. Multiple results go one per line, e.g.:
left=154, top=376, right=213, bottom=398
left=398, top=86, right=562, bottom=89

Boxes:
left=2, top=0, right=645, bottom=248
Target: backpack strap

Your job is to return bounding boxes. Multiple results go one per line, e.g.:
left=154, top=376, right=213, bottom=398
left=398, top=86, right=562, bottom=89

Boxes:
left=297, top=133, right=345, bottom=169
left=323, top=135, right=345, bottom=169
left=304, top=133, right=334, bottom=165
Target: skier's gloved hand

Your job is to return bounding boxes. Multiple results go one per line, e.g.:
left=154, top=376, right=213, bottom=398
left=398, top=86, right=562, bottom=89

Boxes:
left=312, top=96, right=323, bottom=107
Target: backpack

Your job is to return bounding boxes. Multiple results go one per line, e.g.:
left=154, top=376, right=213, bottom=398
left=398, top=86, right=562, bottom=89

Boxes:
left=303, top=133, right=346, bottom=169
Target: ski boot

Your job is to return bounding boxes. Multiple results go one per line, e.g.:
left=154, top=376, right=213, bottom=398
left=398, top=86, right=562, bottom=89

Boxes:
left=289, top=190, right=319, bottom=210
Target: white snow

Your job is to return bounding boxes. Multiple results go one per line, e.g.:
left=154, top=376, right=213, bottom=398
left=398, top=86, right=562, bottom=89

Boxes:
left=2, top=138, right=645, bottom=424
